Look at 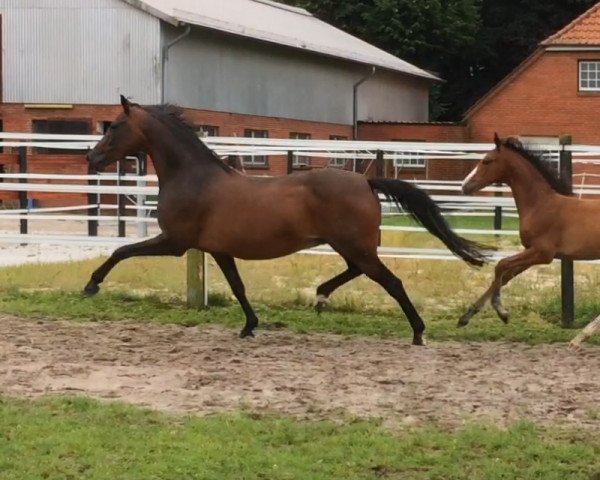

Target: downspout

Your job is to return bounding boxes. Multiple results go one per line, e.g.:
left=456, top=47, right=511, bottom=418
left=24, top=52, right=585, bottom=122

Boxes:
left=160, top=24, right=192, bottom=103
left=353, top=66, right=376, bottom=140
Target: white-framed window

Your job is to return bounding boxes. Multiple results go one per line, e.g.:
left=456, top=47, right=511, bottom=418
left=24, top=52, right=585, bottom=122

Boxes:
left=243, top=129, right=268, bottom=167
left=329, top=135, right=348, bottom=168
left=579, top=61, right=600, bottom=91
left=290, top=132, right=311, bottom=167
left=392, top=139, right=426, bottom=169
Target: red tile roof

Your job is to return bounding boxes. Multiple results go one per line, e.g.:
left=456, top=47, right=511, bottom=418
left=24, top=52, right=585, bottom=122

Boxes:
left=543, top=2, right=600, bottom=45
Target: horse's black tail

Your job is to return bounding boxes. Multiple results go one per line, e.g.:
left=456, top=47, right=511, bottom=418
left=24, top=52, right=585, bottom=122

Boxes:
left=368, top=178, right=491, bottom=267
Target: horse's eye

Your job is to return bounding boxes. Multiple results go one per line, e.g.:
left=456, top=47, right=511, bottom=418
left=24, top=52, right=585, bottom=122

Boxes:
left=109, top=123, right=119, bottom=131
left=482, top=159, right=493, bottom=165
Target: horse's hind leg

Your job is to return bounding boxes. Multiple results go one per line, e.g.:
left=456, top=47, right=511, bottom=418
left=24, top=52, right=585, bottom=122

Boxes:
left=212, top=253, right=258, bottom=338
left=83, top=233, right=186, bottom=295
left=315, top=260, right=361, bottom=313
left=350, top=254, right=425, bottom=345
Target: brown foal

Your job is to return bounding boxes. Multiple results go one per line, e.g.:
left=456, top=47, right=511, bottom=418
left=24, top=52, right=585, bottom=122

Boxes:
left=460, top=133, right=600, bottom=350
left=84, top=96, right=488, bottom=345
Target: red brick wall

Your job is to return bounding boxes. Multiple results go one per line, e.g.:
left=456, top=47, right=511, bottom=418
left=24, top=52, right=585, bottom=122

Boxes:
left=0, top=103, right=353, bottom=178
left=358, top=122, right=471, bottom=180
left=358, top=122, right=468, bottom=142
left=0, top=103, right=356, bottom=206
left=468, top=51, right=600, bottom=144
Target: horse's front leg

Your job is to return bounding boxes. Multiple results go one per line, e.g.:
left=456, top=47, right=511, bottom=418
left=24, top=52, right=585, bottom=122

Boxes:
left=84, top=233, right=186, bottom=295
left=212, top=253, right=259, bottom=338
left=459, top=248, right=552, bottom=327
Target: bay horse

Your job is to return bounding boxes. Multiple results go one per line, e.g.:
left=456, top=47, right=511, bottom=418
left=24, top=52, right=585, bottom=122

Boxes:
left=84, top=95, right=488, bottom=345
left=460, top=133, right=600, bottom=350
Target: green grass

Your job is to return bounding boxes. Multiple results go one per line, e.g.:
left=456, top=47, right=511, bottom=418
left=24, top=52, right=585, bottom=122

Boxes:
left=1, top=396, right=598, bottom=480
left=0, top=287, right=597, bottom=345
left=0, top=220, right=598, bottom=345
left=383, top=213, right=520, bottom=231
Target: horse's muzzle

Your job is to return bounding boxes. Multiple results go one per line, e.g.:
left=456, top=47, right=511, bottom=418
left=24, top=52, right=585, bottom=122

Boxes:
left=87, top=152, right=108, bottom=172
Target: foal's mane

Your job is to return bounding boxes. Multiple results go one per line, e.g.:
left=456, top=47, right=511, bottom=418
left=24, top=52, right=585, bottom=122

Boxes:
left=143, top=104, right=232, bottom=174
left=502, top=138, right=572, bottom=196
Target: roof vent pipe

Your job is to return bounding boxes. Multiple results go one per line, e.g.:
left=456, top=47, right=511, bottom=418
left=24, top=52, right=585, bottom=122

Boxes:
left=353, top=66, right=376, bottom=140
left=161, top=24, right=192, bottom=103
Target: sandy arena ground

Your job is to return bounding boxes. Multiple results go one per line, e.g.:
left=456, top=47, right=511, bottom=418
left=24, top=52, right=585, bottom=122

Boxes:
left=1, top=315, right=599, bottom=427
left=0, top=222, right=598, bottom=427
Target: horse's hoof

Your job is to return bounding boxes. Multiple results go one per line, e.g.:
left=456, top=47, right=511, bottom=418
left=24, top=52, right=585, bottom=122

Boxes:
left=314, top=295, right=329, bottom=315
left=457, top=314, right=471, bottom=328
left=83, top=281, right=100, bottom=297
left=239, top=328, right=256, bottom=339
left=412, top=334, right=426, bottom=346
left=569, top=340, right=582, bottom=352
left=315, top=301, right=327, bottom=315
left=498, top=311, right=509, bottom=324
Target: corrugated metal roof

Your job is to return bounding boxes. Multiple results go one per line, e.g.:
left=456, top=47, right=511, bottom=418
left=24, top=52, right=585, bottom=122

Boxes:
left=122, top=0, right=440, bottom=81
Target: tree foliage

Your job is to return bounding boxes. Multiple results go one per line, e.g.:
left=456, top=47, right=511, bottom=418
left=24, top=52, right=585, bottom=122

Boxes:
left=281, top=0, right=598, bottom=120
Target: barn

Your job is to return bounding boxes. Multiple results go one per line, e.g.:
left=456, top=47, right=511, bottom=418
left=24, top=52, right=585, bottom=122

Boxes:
left=0, top=0, right=442, bottom=177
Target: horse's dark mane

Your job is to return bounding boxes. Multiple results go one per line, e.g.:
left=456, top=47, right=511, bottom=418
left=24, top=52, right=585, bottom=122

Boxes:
left=143, top=104, right=232, bottom=174
left=502, top=138, right=572, bottom=196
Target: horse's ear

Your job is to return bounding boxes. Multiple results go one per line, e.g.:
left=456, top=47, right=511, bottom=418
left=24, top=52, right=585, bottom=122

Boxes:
left=120, top=95, right=131, bottom=116
left=494, top=132, right=501, bottom=150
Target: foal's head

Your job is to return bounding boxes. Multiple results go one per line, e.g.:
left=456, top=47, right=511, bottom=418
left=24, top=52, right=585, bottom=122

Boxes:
left=87, top=95, right=146, bottom=171
left=461, top=133, right=517, bottom=195
left=462, top=133, right=572, bottom=196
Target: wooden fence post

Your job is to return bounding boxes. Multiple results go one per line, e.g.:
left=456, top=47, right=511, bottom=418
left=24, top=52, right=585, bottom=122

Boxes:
left=87, top=159, right=99, bottom=237
left=559, top=135, right=574, bottom=328
left=18, top=146, right=27, bottom=236
left=136, top=153, right=148, bottom=238
left=375, top=150, right=384, bottom=177
left=186, top=249, right=207, bottom=308
left=287, top=151, right=294, bottom=174
left=117, top=159, right=126, bottom=237
left=493, top=183, right=502, bottom=243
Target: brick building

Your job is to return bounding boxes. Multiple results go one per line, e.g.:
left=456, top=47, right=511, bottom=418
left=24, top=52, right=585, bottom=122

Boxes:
left=360, top=1, right=600, bottom=182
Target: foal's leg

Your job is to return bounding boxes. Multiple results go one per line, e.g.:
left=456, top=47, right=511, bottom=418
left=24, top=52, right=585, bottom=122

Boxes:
left=458, top=248, right=553, bottom=327
left=314, top=261, right=361, bottom=313
left=84, top=233, right=186, bottom=295
left=489, top=265, right=527, bottom=322
left=570, top=315, right=600, bottom=351
left=351, top=254, right=426, bottom=345
left=212, top=253, right=259, bottom=338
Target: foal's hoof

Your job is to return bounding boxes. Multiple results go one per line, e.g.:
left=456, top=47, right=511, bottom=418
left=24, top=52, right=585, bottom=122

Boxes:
left=239, top=328, right=256, bottom=339
left=412, top=334, right=426, bottom=346
left=569, top=339, right=582, bottom=352
left=458, top=305, right=479, bottom=327
left=83, top=281, right=100, bottom=297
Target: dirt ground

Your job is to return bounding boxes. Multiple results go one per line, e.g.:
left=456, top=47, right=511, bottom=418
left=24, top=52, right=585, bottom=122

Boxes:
left=1, top=315, right=599, bottom=428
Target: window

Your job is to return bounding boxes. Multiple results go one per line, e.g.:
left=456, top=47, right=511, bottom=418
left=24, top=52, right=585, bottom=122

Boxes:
left=197, top=125, right=219, bottom=138
left=579, top=61, right=600, bottom=91
left=392, top=139, right=426, bottom=168
left=329, top=135, right=348, bottom=168
left=97, top=121, right=112, bottom=134
left=290, top=132, right=311, bottom=167
left=32, top=119, right=91, bottom=154
left=243, top=129, right=268, bottom=167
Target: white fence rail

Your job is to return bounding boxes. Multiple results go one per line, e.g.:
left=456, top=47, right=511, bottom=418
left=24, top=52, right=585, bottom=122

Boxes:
left=0, top=134, right=597, bottom=252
